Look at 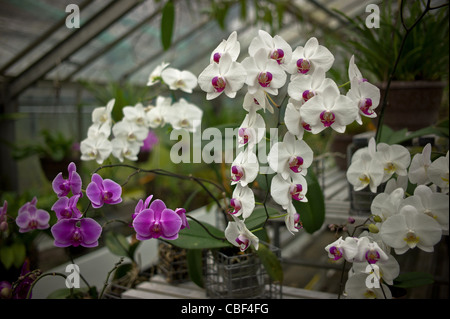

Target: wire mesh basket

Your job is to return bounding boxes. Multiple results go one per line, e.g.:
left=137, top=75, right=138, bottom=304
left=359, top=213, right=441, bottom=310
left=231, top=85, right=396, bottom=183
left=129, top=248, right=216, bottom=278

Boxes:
left=204, top=244, right=282, bottom=299
left=157, top=241, right=191, bottom=283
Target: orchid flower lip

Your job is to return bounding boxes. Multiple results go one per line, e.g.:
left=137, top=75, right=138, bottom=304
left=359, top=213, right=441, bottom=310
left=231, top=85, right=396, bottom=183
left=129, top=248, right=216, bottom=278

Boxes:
left=270, top=48, right=285, bottom=64
left=319, top=110, right=335, bottom=127
left=231, top=165, right=244, bottom=182
left=258, top=71, right=273, bottom=88
left=296, top=58, right=311, bottom=74
left=212, top=76, right=226, bottom=93
left=213, top=52, right=221, bottom=63
left=329, top=246, right=343, bottom=260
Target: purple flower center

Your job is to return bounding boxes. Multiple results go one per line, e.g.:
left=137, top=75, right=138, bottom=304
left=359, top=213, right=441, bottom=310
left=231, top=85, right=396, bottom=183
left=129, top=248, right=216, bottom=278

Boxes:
left=302, top=90, right=315, bottom=102
left=329, top=246, right=343, bottom=261
left=288, top=156, right=304, bottom=173
left=365, top=249, right=381, bottom=264
left=302, top=122, right=312, bottom=131
left=296, top=58, right=311, bottom=74
left=289, top=184, right=304, bottom=201
left=294, top=213, right=303, bottom=230
left=28, top=220, right=38, bottom=230
left=320, top=110, right=335, bottom=127
left=253, top=98, right=260, bottom=105
left=72, top=229, right=82, bottom=246
left=59, top=181, right=71, bottom=194
left=270, top=49, right=285, bottom=64
left=236, top=234, right=250, bottom=251
left=61, top=209, right=72, bottom=219
left=258, top=71, right=273, bottom=88
left=231, top=165, right=244, bottom=182
left=230, top=198, right=242, bottom=215
left=238, top=128, right=250, bottom=145
left=212, top=76, right=226, bottom=93
left=151, top=222, right=162, bottom=237
left=358, top=98, right=374, bottom=115
left=103, top=191, right=114, bottom=202
left=213, top=52, right=221, bottom=63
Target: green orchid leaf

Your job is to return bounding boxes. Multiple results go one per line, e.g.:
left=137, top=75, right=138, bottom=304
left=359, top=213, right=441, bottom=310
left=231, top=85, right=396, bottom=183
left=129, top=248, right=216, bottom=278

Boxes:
left=393, top=272, right=434, bottom=288
left=161, top=0, right=175, bottom=51
left=187, top=249, right=204, bottom=288
left=104, top=232, right=131, bottom=258
left=292, top=169, right=325, bottom=234
left=256, top=243, right=283, bottom=283
left=245, top=205, right=281, bottom=231
left=12, top=242, right=26, bottom=269
left=170, top=219, right=231, bottom=249
left=0, top=245, right=14, bottom=270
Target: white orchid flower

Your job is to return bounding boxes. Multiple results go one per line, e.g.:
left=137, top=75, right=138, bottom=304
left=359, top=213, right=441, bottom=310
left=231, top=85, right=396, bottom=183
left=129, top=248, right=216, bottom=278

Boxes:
left=237, top=111, right=266, bottom=148
left=198, top=52, right=247, bottom=100
left=147, top=61, right=170, bottom=86
left=92, top=99, right=115, bottom=126
left=324, top=236, right=359, bottom=262
left=346, top=152, right=384, bottom=193
left=287, top=67, right=338, bottom=103
left=270, top=173, right=308, bottom=211
left=146, top=96, right=171, bottom=128
left=112, top=119, right=148, bottom=144
left=374, top=143, right=411, bottom=183
left=344, top=272, right=392, bottom=299
left=241, top=48, right=287, bottom=96
left=353, top=236, right=389, bottom=264
left=229, top=184, right=255, bottom=219
left=111, top=136, right=140, bottom=162
left=267, top=132, right=313, bottom=180
left=370, top=187, right=405, bottom=223
left=248, top=30, right=292, bottom=71
left=428, top=151, right=449, bottom=192
left=346, top=78, right=380, bottom=124
left=230, top=148, right=259, bottom=187
left=408, top=143, right=432, bottom=185
left=210, top=31, right=240, bottom=64
left=161, top=67, right=197, bottom=93
left=401, top=185, right=449, bottom=231
left=243, top=90, right=271, bottom=114
left=224, top=215, right=259, bottom=251
left=80, top=135, right=112, bottom=165
left=168, top=98, right=203, bottom=133
left=287, top=37, right=334, bottom=76
left=384, top=175, right=409, bottom=194
left=379, top=204, right=442, bottom=254
left=284, top=98, right=311, bottom=139
left=122, top=103, right=149, bottom=127
left=300, top=84, right=357, bottom=134
left=351, top=254, right=400, bottom=286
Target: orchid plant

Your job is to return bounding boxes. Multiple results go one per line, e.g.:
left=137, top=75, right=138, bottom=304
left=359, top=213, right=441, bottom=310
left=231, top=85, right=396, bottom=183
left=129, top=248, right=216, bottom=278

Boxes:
left=1, top=23, right=448, bottom=299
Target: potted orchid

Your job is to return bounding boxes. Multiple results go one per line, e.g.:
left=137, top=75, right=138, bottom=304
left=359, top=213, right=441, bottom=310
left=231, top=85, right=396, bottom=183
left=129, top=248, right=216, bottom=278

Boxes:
left=1, top=18, right=448, bottom=299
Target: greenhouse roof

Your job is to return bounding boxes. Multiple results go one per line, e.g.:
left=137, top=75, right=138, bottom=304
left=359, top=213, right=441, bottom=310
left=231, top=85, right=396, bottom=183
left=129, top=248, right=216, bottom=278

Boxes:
left=0, top=0, right=382, bottom=100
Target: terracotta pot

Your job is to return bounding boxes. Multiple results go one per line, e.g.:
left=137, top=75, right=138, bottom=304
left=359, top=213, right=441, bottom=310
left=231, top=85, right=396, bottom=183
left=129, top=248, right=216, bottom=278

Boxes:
left=375, top=81, right=446, bottom=131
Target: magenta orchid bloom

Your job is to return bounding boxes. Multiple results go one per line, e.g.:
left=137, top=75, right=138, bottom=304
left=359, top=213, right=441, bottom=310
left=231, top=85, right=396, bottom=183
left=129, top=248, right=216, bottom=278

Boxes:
left=0, top=200, right=8, bottom=232
left=51, top=195, right=82, bottom=220
left=86, top=173, right=122, bottom=208
left=175, top=208, right=189, bottom=230
left=51, top=218, right=102, bottom=248
left=132, top=199, right=182, bottom=240
left=15, top=200, right=50, bottom=233
left=132, top=194, right=154, bottom=220
left=52, top=162, right=82, bottom=198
